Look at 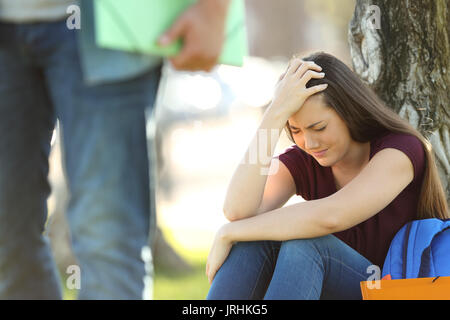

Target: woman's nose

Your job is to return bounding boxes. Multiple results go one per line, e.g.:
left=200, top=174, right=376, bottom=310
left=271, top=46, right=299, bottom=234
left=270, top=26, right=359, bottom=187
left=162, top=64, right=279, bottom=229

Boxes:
left=304, top=135, right=320, bottom=150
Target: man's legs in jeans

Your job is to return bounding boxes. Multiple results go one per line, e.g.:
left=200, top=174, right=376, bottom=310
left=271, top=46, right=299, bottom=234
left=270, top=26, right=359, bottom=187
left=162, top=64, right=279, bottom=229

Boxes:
left=42, top=21, right=161, bottom=299
left=207, top=235, right=374, bottom=300
left=0, top=19, right=160, bottom=299
left=0, top=23, right=62, bottom=299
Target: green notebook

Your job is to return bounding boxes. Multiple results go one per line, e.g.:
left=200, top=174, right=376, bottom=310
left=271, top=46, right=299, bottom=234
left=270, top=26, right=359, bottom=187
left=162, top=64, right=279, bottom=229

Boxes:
left=93, top=0, right=248, bottom=67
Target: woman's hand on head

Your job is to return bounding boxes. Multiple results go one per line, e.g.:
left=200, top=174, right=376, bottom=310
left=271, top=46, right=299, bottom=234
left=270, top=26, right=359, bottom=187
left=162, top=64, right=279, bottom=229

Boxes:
left=270, top=59, right=328, bottom=119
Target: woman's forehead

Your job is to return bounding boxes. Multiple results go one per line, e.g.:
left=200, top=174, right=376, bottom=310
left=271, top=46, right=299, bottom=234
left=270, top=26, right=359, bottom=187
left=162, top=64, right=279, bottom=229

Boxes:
left=289, top=95, right=331, bottom=124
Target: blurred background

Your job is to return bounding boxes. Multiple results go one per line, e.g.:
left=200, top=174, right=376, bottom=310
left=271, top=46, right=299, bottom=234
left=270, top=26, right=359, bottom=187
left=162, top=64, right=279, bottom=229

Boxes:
left=46, top=0, right=356, bottom=299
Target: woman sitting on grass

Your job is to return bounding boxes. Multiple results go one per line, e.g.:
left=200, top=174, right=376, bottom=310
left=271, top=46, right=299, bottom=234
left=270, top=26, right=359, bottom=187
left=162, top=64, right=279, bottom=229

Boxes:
left=205, top=51, right=449, bottom=300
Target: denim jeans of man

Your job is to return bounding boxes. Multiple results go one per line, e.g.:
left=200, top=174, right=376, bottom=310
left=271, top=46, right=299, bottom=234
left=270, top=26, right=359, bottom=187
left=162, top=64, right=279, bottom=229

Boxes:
left=206, top=235, right=375, bottom=300
left=0, top=20, right=161, bottom=299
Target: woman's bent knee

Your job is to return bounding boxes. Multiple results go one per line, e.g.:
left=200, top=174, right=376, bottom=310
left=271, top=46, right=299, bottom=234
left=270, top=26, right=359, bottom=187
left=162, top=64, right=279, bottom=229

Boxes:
left=278, top=235, right=340, bottom=263
left=282, top=235, right=334, bottom=250
left=232, top=240, right=276, bottom=252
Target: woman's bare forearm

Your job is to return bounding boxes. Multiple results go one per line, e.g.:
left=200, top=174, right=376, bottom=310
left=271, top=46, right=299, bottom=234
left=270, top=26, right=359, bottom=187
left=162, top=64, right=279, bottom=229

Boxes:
left=223, top=105, right=288, bottom=220
left=222, top=196, right=337, bottom=242
left=223, top=59, right=327, bottom=221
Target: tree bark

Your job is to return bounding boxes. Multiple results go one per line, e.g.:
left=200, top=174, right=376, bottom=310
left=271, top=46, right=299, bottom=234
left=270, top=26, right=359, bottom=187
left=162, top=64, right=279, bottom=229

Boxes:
left=348, top=0, right=450, bottom=202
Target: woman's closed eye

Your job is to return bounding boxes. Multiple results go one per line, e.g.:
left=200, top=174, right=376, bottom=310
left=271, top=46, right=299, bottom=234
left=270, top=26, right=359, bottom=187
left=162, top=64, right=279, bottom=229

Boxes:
left=291, top=126, right=326, bottom=134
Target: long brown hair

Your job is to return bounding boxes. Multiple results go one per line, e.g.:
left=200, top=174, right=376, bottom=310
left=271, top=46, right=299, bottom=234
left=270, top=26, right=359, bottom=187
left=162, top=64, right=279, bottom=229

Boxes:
left=283, top=51, right=449, bottom=220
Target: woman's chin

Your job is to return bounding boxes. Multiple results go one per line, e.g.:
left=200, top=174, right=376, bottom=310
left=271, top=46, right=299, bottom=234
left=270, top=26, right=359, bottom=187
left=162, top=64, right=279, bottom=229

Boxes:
left=315, top=154, right=333, bottom=167
left=317, top=158, right=330, bottom=166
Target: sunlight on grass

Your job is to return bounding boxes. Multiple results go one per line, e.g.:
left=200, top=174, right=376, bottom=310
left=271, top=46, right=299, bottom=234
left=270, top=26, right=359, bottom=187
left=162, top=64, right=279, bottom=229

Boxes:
left=154, top=260, right=210, bottom=300
left=154, top=225, right=211, bottom=300
left=61, top=273, right=78, bottom=300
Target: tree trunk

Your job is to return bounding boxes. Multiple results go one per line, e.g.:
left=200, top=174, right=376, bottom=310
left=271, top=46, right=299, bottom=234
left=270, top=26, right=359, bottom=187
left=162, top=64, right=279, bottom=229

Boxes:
left=348, top=0, right=450, bottom=203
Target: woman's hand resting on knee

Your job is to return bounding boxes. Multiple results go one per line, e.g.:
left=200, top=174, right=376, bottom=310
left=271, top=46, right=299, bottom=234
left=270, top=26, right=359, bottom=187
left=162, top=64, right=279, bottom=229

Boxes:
left=206, top=226, right=234, bottom=285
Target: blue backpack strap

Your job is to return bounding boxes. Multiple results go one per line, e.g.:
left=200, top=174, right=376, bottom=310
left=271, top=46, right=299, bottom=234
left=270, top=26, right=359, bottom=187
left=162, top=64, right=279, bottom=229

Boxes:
left=401, top=222, right=413, bottom=278
left=418, top=224, right=450, bottom=277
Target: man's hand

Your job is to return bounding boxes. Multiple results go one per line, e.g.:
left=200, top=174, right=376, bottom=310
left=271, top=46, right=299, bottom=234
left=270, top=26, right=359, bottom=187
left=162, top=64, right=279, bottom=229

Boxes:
left=158, top=0, right=230, bottom=72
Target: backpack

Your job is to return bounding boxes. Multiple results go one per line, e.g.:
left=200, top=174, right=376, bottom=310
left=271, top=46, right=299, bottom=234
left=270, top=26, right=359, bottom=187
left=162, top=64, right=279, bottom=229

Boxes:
left=382, top=218, right=450, bottom=279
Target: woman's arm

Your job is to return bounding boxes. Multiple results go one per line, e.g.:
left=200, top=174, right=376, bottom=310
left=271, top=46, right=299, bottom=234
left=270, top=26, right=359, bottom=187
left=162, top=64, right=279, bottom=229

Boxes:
left=223, top=59, right=327, bottom=221
left=206, top=196, right=335, bottom=284
left=223, top=196, right=336, bottom=242
left=207, top=142, right=415, bottom=283
left=222, top=147, right=415, bottom=243
left=223, top=107, right=289, bottom=221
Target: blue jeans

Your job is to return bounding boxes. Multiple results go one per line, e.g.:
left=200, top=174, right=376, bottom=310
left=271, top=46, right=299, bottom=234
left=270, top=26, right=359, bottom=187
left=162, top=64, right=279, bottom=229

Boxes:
left=206, top=235, right=374, bottom=300
left=0, top=20, right=161, bottom=299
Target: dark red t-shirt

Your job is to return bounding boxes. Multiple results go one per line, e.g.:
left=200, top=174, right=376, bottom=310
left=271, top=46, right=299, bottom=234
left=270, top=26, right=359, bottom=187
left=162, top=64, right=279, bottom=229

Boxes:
left=277, top=131, right=426, bottom=268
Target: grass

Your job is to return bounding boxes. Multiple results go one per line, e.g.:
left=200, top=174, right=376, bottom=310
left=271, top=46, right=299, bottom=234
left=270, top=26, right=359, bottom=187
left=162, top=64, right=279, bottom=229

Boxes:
left=154, top=255, right=209, bottom=300
left=154, top=226, right=211, bottom=300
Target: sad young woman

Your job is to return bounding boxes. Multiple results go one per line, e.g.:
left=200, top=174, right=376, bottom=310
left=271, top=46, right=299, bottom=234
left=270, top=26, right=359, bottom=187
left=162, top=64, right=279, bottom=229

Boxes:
left=205, top=52, right=449, bottom=300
